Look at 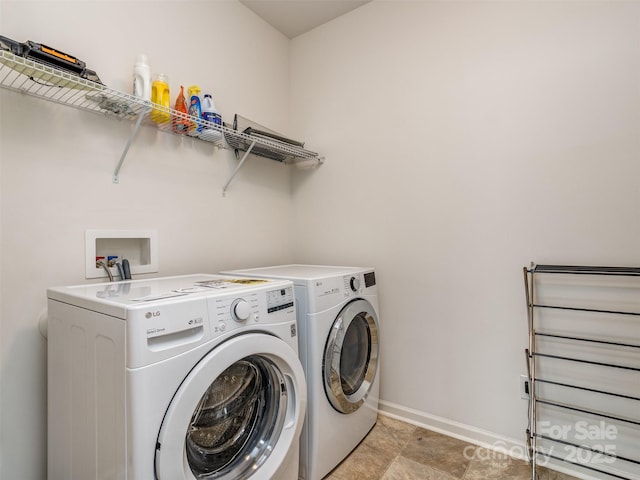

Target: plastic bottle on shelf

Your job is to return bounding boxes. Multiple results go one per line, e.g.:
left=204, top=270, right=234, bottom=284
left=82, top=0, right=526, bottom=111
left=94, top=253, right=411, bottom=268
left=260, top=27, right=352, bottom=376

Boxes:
left=187, top=85, right=203, bottom=137
left=150, top=73, right=170, bottom=124
left=200, top=93, right=223, bottom=142
left=172, top=85, right=190, bottom=134
left=132, top=54, right=151, bottom=100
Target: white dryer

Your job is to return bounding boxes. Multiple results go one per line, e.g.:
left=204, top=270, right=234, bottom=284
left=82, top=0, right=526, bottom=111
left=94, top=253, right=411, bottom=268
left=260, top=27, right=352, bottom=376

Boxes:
left=223, top=265, right=380, bottom=480
left=47, top=274, right=306, bottom=480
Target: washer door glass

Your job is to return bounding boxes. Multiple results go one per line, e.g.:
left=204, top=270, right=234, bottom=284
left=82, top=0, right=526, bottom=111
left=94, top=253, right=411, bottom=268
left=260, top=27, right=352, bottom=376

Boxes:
left=186, top=356, right=287, bottom=479
left=155, top=333, right=306, bottom=480
left=323, top=299, right=379, bottom=414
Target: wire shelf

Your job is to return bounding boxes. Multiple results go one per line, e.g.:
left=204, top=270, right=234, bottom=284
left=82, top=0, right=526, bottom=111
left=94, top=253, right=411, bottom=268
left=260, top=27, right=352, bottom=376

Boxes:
left=0, top=49, right=323, bottom=187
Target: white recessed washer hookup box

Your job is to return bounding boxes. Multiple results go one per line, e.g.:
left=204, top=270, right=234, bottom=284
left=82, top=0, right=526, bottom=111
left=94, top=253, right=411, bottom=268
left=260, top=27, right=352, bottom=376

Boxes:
left=85, top=229, right=158, bottom=279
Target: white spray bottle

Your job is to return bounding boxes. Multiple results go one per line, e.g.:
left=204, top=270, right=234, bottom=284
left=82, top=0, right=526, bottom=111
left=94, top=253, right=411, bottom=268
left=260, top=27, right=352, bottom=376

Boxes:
left=200, top=93, right=223, bottom=142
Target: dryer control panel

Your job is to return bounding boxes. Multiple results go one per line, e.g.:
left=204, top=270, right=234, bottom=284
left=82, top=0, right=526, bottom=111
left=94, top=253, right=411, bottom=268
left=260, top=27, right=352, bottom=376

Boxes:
left=306, top=270, right=376, bottom=312
left=342, top=270, right=376, bottom=296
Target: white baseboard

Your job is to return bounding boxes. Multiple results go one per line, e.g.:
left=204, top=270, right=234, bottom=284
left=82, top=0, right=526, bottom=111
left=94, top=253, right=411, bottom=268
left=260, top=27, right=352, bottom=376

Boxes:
left=378, top=399, right=528, bottom=460
left=377, top=399, right=617, bottom=480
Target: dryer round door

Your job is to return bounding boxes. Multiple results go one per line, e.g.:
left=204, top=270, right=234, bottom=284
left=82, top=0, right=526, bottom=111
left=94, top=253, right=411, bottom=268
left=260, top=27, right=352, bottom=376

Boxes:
left=323, top=298, right=379, bottom=414
left=155, top=333, right=306, bottom=480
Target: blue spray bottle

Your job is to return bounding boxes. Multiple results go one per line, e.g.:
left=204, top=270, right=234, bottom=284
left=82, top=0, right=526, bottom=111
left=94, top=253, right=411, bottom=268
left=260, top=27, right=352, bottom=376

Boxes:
left=187, top=85, right=203, bottom=136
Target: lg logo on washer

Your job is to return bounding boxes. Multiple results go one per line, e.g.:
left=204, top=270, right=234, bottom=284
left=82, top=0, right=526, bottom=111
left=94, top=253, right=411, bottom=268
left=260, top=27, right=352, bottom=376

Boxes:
left=145, top=311, right=161, bottom=319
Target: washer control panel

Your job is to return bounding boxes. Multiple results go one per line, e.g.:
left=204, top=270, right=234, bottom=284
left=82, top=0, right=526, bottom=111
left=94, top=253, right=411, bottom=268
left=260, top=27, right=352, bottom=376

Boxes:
left=209, top=286, right=295, bottom=335
left=267, top=287, right=294, bottom=313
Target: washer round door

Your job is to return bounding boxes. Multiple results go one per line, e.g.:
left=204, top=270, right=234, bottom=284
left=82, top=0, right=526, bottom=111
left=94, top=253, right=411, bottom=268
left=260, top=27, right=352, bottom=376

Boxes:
left=323, top=298, right=379, bottom=414
left=155, top=333, right=306, bottom=480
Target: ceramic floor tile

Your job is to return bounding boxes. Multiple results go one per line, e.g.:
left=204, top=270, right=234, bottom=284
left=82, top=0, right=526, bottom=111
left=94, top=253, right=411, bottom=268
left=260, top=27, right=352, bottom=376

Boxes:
left=382, top=455, right=460, bottom=480
left=325, top=442, right=397, bottom=480
left=462, top=452, right=532, bottom=479
left=400, top=428, right=475, bottom=478
left=323, top=415, right=582, bottom=480
left=324, top=415, right=416, bottom=480
left=535, top=466, right=582, bottom=480
left=364, top=415, right=418, bottom=453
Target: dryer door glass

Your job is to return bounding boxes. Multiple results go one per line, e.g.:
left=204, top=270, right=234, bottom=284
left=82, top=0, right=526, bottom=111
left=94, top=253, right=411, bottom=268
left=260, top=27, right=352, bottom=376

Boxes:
left=323, top=299, right=379, bottom=414
left=186, top=355, right=287, bottom=479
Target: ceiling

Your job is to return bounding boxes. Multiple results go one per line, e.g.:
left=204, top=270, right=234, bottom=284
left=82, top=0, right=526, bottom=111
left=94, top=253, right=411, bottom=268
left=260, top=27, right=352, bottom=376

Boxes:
left=239, top=0, right=372, bottom=38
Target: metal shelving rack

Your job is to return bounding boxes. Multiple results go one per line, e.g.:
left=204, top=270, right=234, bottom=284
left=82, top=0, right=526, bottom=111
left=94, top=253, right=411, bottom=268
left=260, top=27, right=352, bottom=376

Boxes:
left=523, top=264, right=640, bottom=480
left=0, top=50, right=323, bottom=193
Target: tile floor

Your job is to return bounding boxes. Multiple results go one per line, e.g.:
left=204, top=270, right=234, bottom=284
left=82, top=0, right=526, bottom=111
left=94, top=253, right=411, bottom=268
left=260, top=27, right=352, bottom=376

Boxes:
left=324, top=414, right=579, bottom=480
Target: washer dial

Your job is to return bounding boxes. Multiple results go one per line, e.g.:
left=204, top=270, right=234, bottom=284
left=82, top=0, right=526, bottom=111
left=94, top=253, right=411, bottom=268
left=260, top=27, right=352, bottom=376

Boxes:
left=231, top=299, right=251, bottom=322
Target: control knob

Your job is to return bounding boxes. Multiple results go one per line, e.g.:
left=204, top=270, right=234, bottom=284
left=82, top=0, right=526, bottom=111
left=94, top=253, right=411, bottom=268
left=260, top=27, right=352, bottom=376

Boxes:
left=231, top=299, right=251, bottom=322
left=350, top=276, right=360, bottom=292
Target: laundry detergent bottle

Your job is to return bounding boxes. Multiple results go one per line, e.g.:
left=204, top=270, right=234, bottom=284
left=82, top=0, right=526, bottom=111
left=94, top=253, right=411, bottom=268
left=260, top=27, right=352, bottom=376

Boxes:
left=133, top=54, right=151, bottom=100
left=200, top=93, right=223, bottom=142
left=187, top=85, right=203, bottom=137
left=150, top=73, right=170, bottom=124
left=172, top=85, right=190, bottom=134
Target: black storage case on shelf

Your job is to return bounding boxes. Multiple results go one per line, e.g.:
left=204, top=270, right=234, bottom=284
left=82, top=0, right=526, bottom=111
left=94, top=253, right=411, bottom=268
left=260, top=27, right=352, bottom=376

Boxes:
left=0, top=35, right=102, bottom=84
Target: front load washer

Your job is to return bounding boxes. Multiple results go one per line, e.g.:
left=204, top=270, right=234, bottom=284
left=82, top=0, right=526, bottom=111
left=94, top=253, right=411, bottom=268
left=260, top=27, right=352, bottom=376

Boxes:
left=47, top=274, right=306, bottom=480
left=222, top=265, right=380, bottom=480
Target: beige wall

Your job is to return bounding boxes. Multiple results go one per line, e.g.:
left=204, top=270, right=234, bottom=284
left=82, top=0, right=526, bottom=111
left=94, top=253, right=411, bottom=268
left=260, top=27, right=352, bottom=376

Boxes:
left=0, top=1, right=297, bottom=478
left=3, top=1, right=640, bottom=479
left=290, top=0, right=640, bottom=474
